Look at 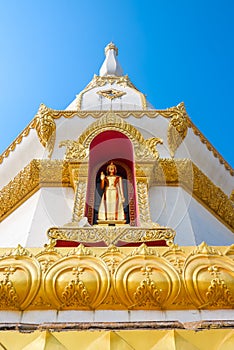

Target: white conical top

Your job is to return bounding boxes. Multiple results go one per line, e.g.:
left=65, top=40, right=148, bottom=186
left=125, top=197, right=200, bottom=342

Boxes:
left=99, top=42, right=123, bottom=76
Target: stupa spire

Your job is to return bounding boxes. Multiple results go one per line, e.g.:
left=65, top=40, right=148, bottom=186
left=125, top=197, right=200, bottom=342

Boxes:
left=99, top=42, right=123, bottom=77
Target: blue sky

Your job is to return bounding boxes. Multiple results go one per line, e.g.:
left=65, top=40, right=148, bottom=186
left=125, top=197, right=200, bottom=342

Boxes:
left=0, top=0, right=233, bottom=167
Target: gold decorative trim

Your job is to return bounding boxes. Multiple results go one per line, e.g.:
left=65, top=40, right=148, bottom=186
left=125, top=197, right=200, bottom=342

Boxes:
left=47, top=226, right=175, bottom=246
left=0, top=119, right=36, bottom=164
left=0, top=159, right=233, bottom=231
left=154, top=159, right=234, bottom=231
left=75, top=74, right=147, bottom=110
left=0, top=242, right=233, bottom=311
left=0, top=160, right=70, bottom=222
left=60, top=112, right=162, bottom=162
left=1, top=105, right=232, bottom=175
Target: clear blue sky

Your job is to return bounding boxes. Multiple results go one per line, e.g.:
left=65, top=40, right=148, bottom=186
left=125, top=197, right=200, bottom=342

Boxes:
left=0, top=0, right=233, bottom=167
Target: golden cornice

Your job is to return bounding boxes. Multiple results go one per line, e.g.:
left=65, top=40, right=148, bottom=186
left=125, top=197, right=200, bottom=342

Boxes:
left=0, top=160, right=70, bottom=222
left=60, top=112, right=162, bottom=162
left=47, top=226, right=175, bottom=246
left=0, top=119, right=36, bottom=165
left=154, top=159, right=234, bottom=231
left=0, top=159, right=233, bottom=231
left=1, top=105, right=232, bottom=175
left=0, top=242, right=233, bottom=311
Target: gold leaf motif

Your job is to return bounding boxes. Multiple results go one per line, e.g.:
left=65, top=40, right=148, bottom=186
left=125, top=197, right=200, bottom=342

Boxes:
left=184, top=247, right=234, bottom=309
left=132, top=266, right=162, bottom=308
left=61, top=267, right=91, bottom=308
left=0, top=267, right=19, bottom=309
left=201, top=266, right=234, bottom=308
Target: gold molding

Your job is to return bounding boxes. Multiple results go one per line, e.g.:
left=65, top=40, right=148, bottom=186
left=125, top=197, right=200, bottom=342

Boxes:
left=0, top=160, right=70, bottom=222
left=0, top=242, right=233, bottom=311
left=0, top=159, right=233, bottom=231
left=60, top=112, right=162, bottom=162
left=47, top=226, right=175, bottom=246
left=1, top=105, right=232, bottom=175
left=74, top=74, right=147, bottom=110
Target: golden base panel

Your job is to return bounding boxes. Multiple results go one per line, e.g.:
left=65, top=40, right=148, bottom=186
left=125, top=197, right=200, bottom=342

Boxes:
left=0, top=328, right=234, bottom=350
left=0, top=242, right=234, bottom=311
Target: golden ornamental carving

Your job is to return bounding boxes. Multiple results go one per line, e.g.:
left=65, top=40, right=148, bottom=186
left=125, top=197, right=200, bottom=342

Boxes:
left=2, top=104, right=232, bottom=174
left=166, top=102, right=188, bottom=157
left=71, top=180, right=87, bottom=222
left=96, top=89, right=126, bottom=100
left=44, top=248, right=110, bottom=310
left=0, top=160, right=70, bottom=222
left=47, top=226, right=175, bottom=246
left=1, top=158, right=233, bottom=231
left=113, top=246, right=181, bottom=309
left=154, top=159, right=234, bottom=231
left=75, top=74, right=147, bottom=110
left=35, top=103, right=56, bottom=157
left=0, top=119, right=36, bottom=165
left=0, top=244, right=233, bottom=310
left=183, top=243, right=234, bottom=309
left=0, top=246, right=41, bottom=310
left=60, top=112, right=162, bottom=162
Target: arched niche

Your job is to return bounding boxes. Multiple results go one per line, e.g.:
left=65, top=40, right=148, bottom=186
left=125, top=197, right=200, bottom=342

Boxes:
left=85, top=130, right=138, bottom=226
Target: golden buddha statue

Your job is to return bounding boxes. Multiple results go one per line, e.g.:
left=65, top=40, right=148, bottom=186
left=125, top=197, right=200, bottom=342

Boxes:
left=97, top=162, right=126, bottom=224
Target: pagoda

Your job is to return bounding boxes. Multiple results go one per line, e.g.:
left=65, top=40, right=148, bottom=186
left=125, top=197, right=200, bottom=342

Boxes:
left=0, top=43, right=233, bottom=349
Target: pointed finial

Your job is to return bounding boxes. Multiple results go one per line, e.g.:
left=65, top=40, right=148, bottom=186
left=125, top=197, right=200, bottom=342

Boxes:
left=105, top=42, right=118, bottom=56
left=99, top=42, right=123, bottom=77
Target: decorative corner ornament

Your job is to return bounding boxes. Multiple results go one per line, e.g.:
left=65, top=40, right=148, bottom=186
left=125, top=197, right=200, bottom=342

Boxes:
left=35, top=103, right=56, bottom=158
left=97, top=89, right=126, bottom=100
left=167, top=102, right=188, bottom=157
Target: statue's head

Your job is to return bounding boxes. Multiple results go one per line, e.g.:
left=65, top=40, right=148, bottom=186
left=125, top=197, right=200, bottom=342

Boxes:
left=107, top=161, right=117, bottom=175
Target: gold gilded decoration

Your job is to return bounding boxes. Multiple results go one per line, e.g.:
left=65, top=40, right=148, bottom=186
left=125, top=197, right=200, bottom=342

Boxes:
left=0, top=245, right=41, bottom=310
left=60, top=112, right=162, bottom=162
left=132, top=266, right=162, bottom=308
left=0, top=243, right=232, bottom=310
left=205, top=266, right=234, bottom=308
left=183, top=242, right=234, bottom=309
left=35, top=103, right=56, bottom=157
left=0, top=119, right=36, bottom=165
left=167, top=102, right=188, bottom=157
left=44, top=244, right=110, bottom=310
left=0, top=158, right=233, bottom=231
left=75, top=74, right=147, bottom=109
left=96, top=89, right=126, bottom=100
left=61, top=267, right=91, bottom=308
left=113, top=244, right=181, bottom=309
left=47, top=226, right=175, bottom=246
left=72, top=180, right=87, bottom=222
left=1, top=104, right=232, bottom=175
left=154, top=159, right=234, bottom=231
left=0, top=267, right=19, bottom=308
left=0, top=160, right=70, bottom=222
